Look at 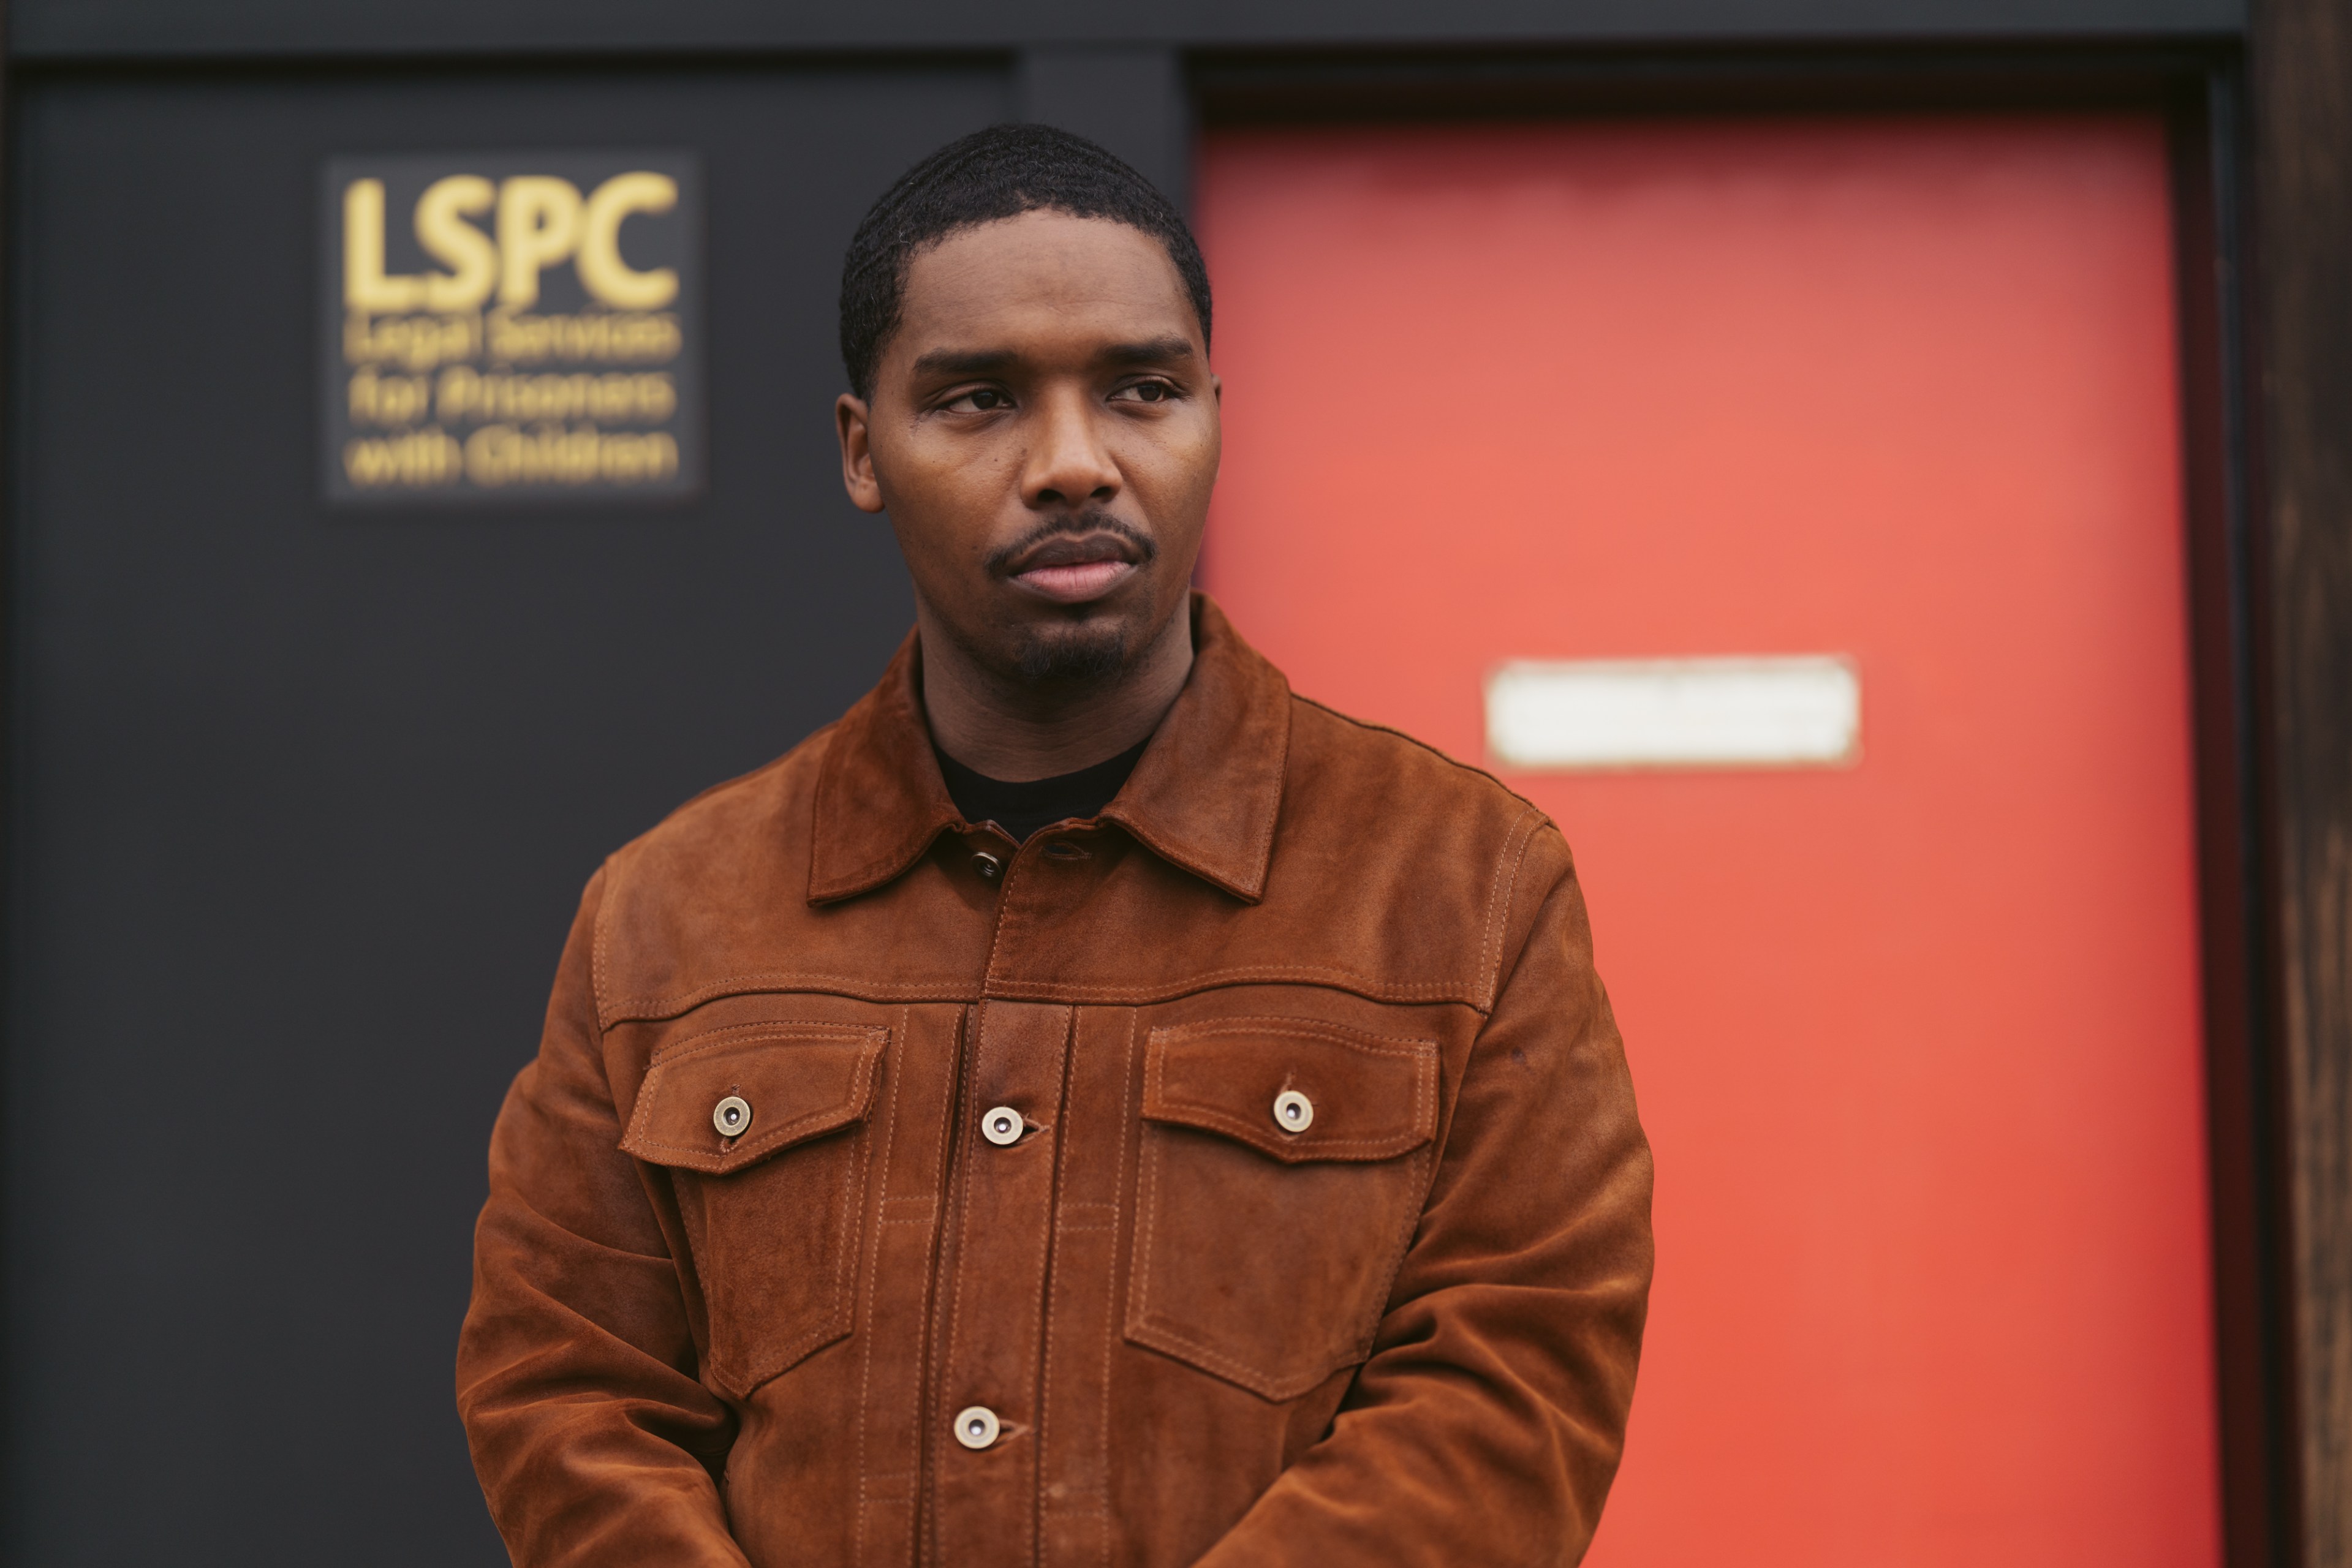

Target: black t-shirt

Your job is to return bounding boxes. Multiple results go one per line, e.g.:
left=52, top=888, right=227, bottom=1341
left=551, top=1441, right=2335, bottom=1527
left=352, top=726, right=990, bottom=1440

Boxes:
left=934, top=737, right=1150, bottom=844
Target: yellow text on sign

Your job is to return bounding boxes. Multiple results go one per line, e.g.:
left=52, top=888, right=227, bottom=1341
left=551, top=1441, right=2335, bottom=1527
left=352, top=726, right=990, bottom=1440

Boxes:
left=344, top=172, right=679, bottom=314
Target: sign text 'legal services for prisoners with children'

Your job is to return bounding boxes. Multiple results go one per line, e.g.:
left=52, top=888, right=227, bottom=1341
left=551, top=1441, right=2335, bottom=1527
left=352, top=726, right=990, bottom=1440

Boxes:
left=320, top=153, right=701, bottom=504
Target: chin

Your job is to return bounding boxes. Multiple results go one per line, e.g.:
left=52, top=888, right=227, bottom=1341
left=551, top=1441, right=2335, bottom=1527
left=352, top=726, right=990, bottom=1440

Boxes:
left=1007, top=617, right=1130, bottom=682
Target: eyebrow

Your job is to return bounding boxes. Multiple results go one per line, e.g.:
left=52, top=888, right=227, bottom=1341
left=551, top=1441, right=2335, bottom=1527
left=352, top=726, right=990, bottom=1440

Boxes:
left=907, top=336, right=1198, bottom=379
left=1097, top=336, right=1198, bottom=367
left=909, top=347, right=1018, bottom=378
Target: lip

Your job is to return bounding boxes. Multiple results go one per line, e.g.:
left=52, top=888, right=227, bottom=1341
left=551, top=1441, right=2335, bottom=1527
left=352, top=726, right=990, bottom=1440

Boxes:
left=1015, top=559, right=1137, bottom=603
left=1003, top=532, right=1145, bottom=606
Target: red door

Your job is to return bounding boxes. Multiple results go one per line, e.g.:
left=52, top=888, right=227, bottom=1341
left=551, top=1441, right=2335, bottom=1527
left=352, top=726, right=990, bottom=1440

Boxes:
left=1197, top=117, right=2217, bottom=1567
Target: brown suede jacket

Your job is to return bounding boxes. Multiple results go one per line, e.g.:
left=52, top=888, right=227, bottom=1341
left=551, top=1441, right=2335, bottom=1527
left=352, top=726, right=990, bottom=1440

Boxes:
left=456, top=595, right=1654, bottom=1568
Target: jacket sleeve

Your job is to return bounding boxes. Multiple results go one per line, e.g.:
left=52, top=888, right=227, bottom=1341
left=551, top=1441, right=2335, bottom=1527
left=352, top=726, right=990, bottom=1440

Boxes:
left=455, top=869, right=749, bottom=1567
left=1194, top=825, right=1655, bottom=1568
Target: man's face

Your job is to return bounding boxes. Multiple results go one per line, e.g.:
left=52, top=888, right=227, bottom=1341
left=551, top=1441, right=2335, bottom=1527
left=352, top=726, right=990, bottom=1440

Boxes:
left=838, top=209, right=1220, bottom=684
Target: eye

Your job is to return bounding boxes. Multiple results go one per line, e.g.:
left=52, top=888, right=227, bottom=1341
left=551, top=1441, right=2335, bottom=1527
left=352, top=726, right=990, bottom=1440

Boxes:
left=942, top=386, right=1013, bottom=413
left=1113, top=379, right=1177, bottom=404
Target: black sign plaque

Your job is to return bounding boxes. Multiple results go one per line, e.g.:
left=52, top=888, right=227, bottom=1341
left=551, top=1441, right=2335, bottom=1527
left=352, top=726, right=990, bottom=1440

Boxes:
left=322, top=151, right=702, bottom=504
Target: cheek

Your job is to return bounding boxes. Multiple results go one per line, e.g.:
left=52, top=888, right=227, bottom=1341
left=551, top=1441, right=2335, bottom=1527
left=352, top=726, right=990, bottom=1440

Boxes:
left=873, top=434, right=1015, bottom=546
left=1132, top=423, right=1221, bottom=521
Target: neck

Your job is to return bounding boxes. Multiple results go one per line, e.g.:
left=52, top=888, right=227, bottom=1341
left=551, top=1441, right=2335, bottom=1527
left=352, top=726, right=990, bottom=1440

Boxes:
left=918, top=601, right=1195, bottom=782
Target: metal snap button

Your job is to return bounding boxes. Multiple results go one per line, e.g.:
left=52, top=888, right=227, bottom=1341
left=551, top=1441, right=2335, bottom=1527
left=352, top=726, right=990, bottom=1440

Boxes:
left=713, top=1095, right=752, bottom=1139
left=972, top=850, right=1003, bottom=881
left=980, top=1105, right=1024, bottom=1147
left=1272, top=1090, right=1314, bottom=1134
left=953, top=1404, right=1000, bottom=1450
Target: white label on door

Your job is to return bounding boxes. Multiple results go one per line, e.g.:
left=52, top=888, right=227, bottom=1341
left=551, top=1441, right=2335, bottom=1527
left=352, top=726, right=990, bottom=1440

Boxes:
left=1486, top=655, right=1861, bottom=770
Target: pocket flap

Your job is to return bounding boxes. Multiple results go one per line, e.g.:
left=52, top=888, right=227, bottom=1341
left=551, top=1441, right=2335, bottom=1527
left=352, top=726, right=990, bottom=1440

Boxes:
left=1142, top=1018, right=1439, bottom=1164
left=619, top=1023, right=887, bottom=1175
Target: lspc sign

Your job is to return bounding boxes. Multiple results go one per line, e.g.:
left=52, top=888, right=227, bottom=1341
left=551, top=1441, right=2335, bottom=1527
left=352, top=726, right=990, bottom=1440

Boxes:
left=321, top=153, right=702, bottom=503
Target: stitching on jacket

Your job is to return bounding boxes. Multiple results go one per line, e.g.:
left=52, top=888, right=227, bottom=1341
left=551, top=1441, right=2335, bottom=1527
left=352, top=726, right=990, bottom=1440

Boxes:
left=981, top=969, right=1484, bottom=1005
left=1152, top=1016, right=1437, bottom=1047
left=601, top=973, right=978, bottom=1028
left=591, top=740, right=820, bottom=1021
left=816, top=837, right=931, bottom=886
left=1477, top=808, right=1546, bottom=1014
left=1358, top=1144, right=1441, bottom=1362
left=601, top=965, right=1500, bottom=1025
left=589, top=861, right=614, bottom=1027
left=630, top=1017, right=883, bottom=1390
left=805, top=723, right=910, bottom=897
left=598, top=699, right=1552, bottom=1024
left=1037, top=1192, right=1062, bottom=1531
left=1246, top=695, right=1293, bottom=888
left=1034, top=1004, right=1080, bottom=1538
left=978, top=865, right=1023, bottom=987
left=1128, top=1307, right=1353, bottom=1401
left=809, top=702, right=949, bottom=892
left=701, top=1118, right=869, bottom=1393
left=810, top=828, right=947, bottom=900
left=622, top=1030, right=884, bottom=1164
left=1130, top=1133, right=1323, bottom=1396
left=581, top=867, right=620, bottom=1128
left=1290, top=692, right=1552, bottom=813
left=850, top=1005, right=907, bottom=1568
left=793, top=1106, right=867, bottom=1387
left=1096, top=1010, right=1138, bottom=1568
left=1143, top=1106, right=1429, bottom=1157
left=1105, top=825, right=1250, bottom=902
left=737, top=1136, right=860, bottom=1388
left=1131, top=1035, right=1169, bottom=1382
left=1128, top=1016, right=1440, bottom=1400
left=1143, top=1019, right=1439, bottom=1156
left=934, top=1000, right=988, bottom=1539
left=916, top=1005, right=965, bottom=1561
left=649, top=1019, right=887, bottom=1068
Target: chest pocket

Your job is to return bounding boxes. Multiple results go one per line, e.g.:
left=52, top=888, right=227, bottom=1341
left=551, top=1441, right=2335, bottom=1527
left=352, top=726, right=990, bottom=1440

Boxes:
left=619, top=1022, right=887, bottom=1398
left=1127, top=1017, right=1440, bottom=1401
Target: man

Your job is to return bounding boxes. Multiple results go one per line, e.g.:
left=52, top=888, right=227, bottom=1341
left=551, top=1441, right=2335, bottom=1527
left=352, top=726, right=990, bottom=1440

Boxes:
left=458, top=124, right=1652, bottom=1567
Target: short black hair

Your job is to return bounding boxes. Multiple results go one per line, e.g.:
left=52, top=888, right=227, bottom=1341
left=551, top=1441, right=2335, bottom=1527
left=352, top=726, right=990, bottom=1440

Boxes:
left=838, top=123, right=1212, bottom=401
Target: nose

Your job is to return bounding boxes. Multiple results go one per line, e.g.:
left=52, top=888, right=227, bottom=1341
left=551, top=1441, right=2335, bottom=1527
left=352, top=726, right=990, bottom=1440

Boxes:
left=1020, top=386, right=1121, bottom=510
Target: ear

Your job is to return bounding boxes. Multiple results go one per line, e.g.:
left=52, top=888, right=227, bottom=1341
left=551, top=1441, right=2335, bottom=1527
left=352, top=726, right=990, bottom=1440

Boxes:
left=836, top=393, right=885, bottom=514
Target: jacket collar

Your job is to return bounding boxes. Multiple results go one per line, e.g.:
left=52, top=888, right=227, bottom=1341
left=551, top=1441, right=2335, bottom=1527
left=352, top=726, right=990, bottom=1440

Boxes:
left=807, top=593, right=1290, bottom=906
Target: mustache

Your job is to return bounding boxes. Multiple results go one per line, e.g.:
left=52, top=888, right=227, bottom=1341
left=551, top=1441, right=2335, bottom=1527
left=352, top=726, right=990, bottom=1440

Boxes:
left=986, top=510, right=1159, bottom=578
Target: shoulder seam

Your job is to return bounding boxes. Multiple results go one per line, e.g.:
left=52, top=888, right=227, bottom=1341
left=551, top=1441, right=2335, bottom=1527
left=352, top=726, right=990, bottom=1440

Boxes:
left=1478, top=809, right=1550, bottom=1012
left=1288, top=693, right=1552, bottom=821
left=591, top=722, right=838, bottom=1025
left=588, top=858, right=615, bottom=1044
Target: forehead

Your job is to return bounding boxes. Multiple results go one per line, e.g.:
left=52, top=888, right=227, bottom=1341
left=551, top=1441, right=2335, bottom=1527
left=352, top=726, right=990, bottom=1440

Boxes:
left=894, top=210, right=1198, bottom=354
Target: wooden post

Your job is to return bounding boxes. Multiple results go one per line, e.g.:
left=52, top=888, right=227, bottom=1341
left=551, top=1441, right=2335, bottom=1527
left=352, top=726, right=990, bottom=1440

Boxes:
left=2254, top=0, right=2352, bottom=1562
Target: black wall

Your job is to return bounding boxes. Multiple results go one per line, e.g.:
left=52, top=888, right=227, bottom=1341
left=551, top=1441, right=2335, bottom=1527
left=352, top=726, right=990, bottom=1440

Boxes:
left=3, top=64, right=1007, bottom=1565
